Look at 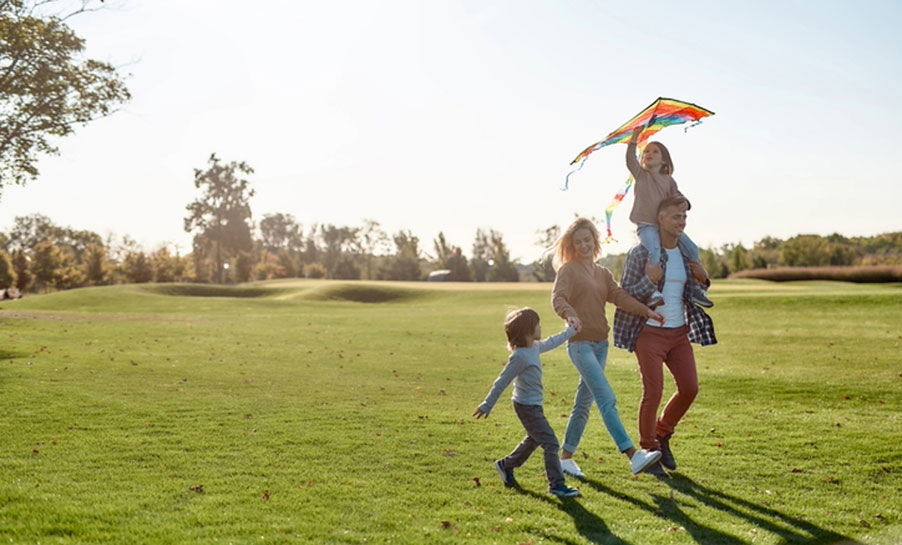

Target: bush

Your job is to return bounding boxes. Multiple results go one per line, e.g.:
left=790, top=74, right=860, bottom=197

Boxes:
left=305, top=263, right=326, bottom=279
left=729, top=266, right=902, bottom=283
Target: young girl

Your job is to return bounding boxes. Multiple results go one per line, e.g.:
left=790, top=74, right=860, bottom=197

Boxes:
left=473, top=308, right=581, bottom=498
left=627, top=126, right=713, bottom=308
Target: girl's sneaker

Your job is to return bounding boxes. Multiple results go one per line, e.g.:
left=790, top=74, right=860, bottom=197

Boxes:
left=549, top=484, right=581, bottom=498
left=560, top=458, right=585, bottom=479
left=629, top=449, right=662, bottom=475
left=691, top=285, right=714, bottom=308
left=648, top=291, right=665, bottom=308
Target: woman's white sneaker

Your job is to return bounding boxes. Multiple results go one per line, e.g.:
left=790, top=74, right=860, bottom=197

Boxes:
left=630, top=449, right=662, bottom=475
left=560, top=458, right=585, bottom=479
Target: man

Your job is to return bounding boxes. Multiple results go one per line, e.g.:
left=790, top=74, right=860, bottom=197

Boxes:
left=613, top=195, right=717, bottom=476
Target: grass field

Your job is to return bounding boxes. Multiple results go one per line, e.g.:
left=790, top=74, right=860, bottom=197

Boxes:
left=1, top=279, right=899, bottom=544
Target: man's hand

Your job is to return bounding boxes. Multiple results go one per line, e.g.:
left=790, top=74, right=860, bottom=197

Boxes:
left=645, top=260, right=663, bottom=283
left=646, top=308, right=665, bottom=325
left=473, top=408, right=489, bottom=419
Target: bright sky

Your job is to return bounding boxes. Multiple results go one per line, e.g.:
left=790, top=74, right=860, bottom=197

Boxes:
left=2, top=0, right=900, bottom=262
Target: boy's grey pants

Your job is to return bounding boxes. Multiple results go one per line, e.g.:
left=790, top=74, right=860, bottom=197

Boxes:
left=501, top=402, right=565, bottom=488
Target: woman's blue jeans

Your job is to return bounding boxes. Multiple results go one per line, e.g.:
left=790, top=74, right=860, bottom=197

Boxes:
left=562, top=341, right=635, bottom=453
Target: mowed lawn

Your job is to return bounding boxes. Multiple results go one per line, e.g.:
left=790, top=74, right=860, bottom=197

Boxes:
left=0, top=279, right=899, bottom=545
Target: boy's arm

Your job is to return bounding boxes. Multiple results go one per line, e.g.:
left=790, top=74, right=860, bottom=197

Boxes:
left=536, top=326, right=576, bottom=354
left=474, top=354, right=526, bottom=417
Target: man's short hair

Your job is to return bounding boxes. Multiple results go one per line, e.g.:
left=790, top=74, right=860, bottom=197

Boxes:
left=657, top=195, right=692, bottom=217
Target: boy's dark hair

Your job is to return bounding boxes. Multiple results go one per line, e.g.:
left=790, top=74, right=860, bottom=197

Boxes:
left=657, top=194, right=692, bottom=217
left=504, top=307, right=540, bottom=350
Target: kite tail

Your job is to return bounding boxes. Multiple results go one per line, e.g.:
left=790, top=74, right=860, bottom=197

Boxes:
left=562, top=159, right=588, bottom=190
left=683, top=119, right=706, bottom=133
left=601, top=175, right=634, bottom=245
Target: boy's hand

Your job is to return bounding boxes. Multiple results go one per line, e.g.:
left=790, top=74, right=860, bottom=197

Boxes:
left=646, top=308, right=665, bottom=325
left=473, top=408, right=489, bottom=419
left=645, top=260, right=663, bottom=283
left=688, top=259, right=709, bottom=284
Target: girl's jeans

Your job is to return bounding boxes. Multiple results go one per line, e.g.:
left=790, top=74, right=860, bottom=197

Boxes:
left=562, top=341, right=635, bottom=453
left=637, top=224, right=700, bottom=266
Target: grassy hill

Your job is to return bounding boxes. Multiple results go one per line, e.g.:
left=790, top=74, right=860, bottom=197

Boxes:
left=1, top=279, right=899, bottom=544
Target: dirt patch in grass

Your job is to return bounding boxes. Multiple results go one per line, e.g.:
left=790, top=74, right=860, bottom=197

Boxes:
left=301, top=284, right=424, bottom=303
left=143, top=285, right=291, bottom=298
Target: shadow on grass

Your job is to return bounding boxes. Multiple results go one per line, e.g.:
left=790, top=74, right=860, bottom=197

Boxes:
left=580, top=474, right=860, bottom=545
left=513, top=486, right=633, bottom=545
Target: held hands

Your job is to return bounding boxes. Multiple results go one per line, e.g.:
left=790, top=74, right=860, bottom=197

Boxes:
left=566, top=315, right=583, bottom=332
left=473, top=407, right=489, bottom=419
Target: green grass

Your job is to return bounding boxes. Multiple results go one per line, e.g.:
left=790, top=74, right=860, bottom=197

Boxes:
left=0, top=279, right=899, bottom=544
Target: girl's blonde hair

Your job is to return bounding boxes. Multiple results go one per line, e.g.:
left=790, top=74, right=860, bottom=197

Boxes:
left=552, top=218, right=600, bottom=271
left=504, top=307, right=540, bottom=350
left=645, top=141, right=674, bottom=175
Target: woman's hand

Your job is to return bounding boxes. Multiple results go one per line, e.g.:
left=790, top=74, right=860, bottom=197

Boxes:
left=473, top=408, right=489, bottom=419
left=566, top=315, right=583, bottom=331
left=646, top=308, right=665, bottom=325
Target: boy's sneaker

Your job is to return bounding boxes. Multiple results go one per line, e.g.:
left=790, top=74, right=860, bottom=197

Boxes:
left=647, top=290, right=665, bottom=308
left=549, top=484, right=581, bottom=498
left=560, top=458, right=585, bottom=480
left=658, top=434, right=676, bottom=471
left=691, top=285, right=714, bottom=308
left=641, top=460, right=669, bottom=479
left=494, top=460, right=517, bottom=487
left=629, top=448, right=662, bottom=475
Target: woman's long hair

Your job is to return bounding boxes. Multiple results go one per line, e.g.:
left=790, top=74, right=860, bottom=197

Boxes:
left=552, top=218, right=600, bottom=271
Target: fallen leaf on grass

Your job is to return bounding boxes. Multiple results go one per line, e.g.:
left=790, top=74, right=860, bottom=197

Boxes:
left=261, top=490, right=270, bottom=500
left=472, top=477, right=481, bottom=487
left=858, top=519, right=871, bottom=527
left=791, top=468, right=805, bottom=473
left=188, top=485, right=204, bottom=493
left=443, top=450, right=457, bottom=457
left=31, top=449, right=39, bottom=456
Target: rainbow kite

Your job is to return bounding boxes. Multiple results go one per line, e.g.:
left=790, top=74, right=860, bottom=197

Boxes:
left=564, top=97, right=714, bottom=243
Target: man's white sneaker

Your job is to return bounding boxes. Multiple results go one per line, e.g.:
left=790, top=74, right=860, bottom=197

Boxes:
left=560, top=458, right=585, bottom=479
left=630, top=449, right=662, bottom=475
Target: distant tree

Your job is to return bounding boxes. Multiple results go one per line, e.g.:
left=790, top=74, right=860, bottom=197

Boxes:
left=252, top=250, right=286, bottom=280
left=727, top=243, right=751, bottom=274
left=380, top=230, right=422, bottom=280
left=0, top=0, right=131, bottom=195
left=231, top=251, right=255, bottom=283
left=304, top=262, right=326, bottom=279
left=319, top=224, right=358, bottom=279
left=31, top=240, right=64, bottom=289
left=470, top=228, right=491, bottom=282
left=259, top=213, right=303, bottom=253
left=0, top=249, right=16, bottom=289
left=82, top=243, right=110, bottom=285
left=10, top=248, right=32, bottom=291
left=700, top=247, right=727, bottom=279
left=121, top=251, right=153, bottom=284
left=432, top=232, right=471, bottom=281
left=0, top=231, right=9, bottom=252
left=332, top=256, right=361, bottom=280
left=184, top=154, right=255, bottom=283
left=150, top=247, right=182, bottom=283
left=531, top=225, right=560, bottom=282
left=357, top=219, right=388, bottom=279
left=487, top=230, right=519, bottom=282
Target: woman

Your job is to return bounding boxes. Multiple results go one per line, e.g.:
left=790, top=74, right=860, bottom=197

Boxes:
left=551, top=218, right=663, bottom=477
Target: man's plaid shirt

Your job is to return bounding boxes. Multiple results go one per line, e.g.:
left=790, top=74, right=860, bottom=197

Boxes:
left=613, top=244, right=717, bottom=353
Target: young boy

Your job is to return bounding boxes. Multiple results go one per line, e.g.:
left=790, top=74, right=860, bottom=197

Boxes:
left=473, top=308, right=581, bottom=498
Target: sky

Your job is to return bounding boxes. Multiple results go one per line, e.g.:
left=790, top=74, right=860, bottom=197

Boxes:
left=2, top=0, right=901, bottom=262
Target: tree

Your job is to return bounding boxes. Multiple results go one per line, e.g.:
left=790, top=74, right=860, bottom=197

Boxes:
left=10, top=248, right=31, bottom=290
left=184, top=154, right=255, bottom=283
left=486, top=230, right=519, bottom=282
left=0, top=249, right=16, bottom=289
left=120, top=250, right=152, bottom=283
left=432, top=232, right=471, bottom=281
left=82, top=243, right=110, bottom=285
left=318, top=224, right=358, bottom=279
left=258, top=213, right=303, bottom=253
left=31, top=240, right=64, bottom=289
left=0, top=0, right=131, bottom=195
left=380, top=230, right=421, bottom=280
left=470, top=228, right=491, bottom=282
left=531, top=225, right=560, bottom=282
left=727, top=243, right=751, bottom=274
left=357, top=219, right=388, bottom=280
